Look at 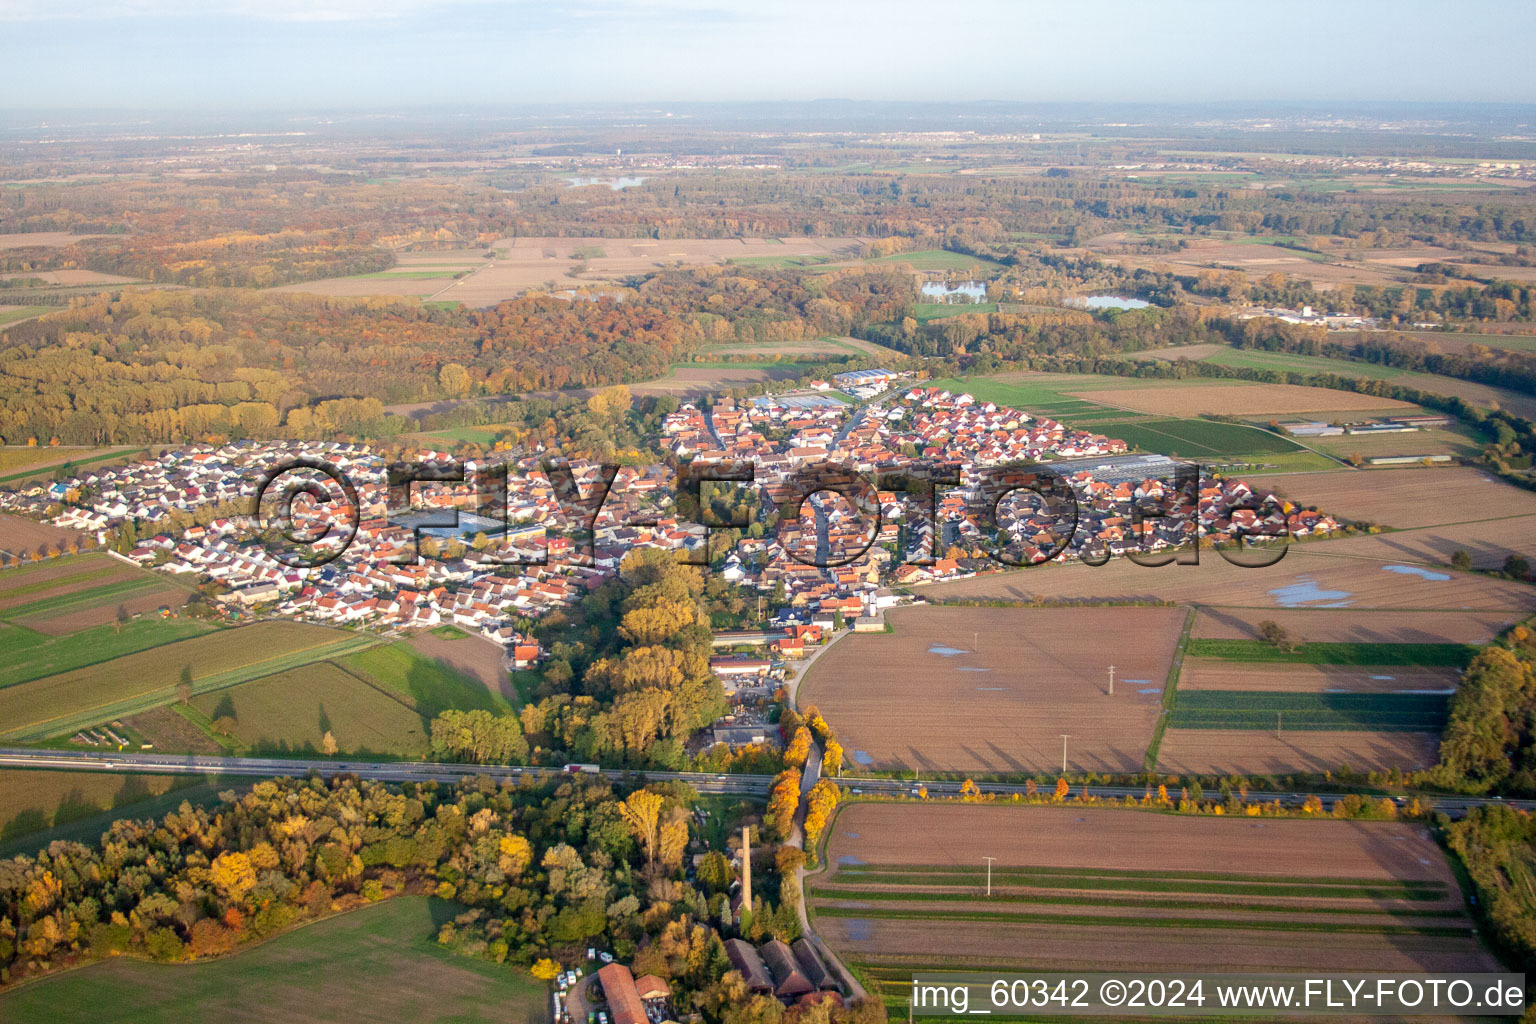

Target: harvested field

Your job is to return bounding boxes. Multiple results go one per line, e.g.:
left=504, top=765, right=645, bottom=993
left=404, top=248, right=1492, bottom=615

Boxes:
left=1088, top=236, right=1409, bottom=290
left=1158, top=729, right=1442, bottom=774
left=812, top=803, right=1496, bottom=982
left=406, top=630, right=513, bottom=702
left=922, top=545, right=1536, bottom=616
left=1305, top=427, right=1482, bottom=460
left=0, top=232, right=103, bottom=248
left=1131, top=342, right=1258, bottom=363
left=1067, top=383, right=1413, bottom=417
left=29, top=269, right=139, bottom=286
left=122, top=704, right=225, bottom=755
left=1191, top=606, right=1514, bottom=644
left=0, top=617, right=214, bottom=689
left=0, top=514, right=85, bottom=562
left=0, top=446, right=100, bottom=475
left=1246, top=466, right=1535, bottom=530
left=284, top=236, right=868, bottom=306
left=15, top=582, right=189, bottom=635
left=1179, top=662, right=1462, bottom=693
left=800, top=606, right=1183, bottom=774
left=0, top=553, right=140, bottom=611
left=626, top=365, right=807, bottom=395
left=0, top=621, right=380, bottom=742
left=1388, top=369, right=1536, bottom=420
left=0, top=769, right=198, bottom=841
left=193, top=662, right=428, bottom=756
left=1314, top=518, right=1536, bottom=572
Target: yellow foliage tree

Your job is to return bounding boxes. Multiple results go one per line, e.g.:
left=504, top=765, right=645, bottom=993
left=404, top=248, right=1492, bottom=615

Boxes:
left=498, top=834, right=534, bottom=878
left=803, top=779, right=840, bottom=848
left=822, top=739, right=843, bottom=777
left=209, top=851, right=257, bottom=904
left=619, top=790, right=665, bottom=869
left=784, top=726, right=811, bottom=769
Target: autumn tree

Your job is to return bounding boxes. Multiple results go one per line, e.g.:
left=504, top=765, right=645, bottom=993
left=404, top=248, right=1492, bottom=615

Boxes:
left=619, top=790, right=666, bottom=870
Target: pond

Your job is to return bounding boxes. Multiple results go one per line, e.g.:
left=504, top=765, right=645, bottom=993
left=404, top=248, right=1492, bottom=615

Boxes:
left=920, top=280, right=988, bottom=303
left=1072, top=294, right=1152, bottom=310
left=564, top=176, right=647, bottom=190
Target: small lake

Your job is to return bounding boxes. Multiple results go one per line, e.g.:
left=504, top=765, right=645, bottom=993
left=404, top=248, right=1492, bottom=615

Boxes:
left=920, top=280, right=988, bottom=303
left=1073, top=294, right=1152, bottom=310
left=564, top=176, right=647, bottom=190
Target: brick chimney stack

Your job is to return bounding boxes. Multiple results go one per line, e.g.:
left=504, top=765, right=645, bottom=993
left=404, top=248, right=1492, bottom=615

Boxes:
left=740, top=826, right=751, bottom=913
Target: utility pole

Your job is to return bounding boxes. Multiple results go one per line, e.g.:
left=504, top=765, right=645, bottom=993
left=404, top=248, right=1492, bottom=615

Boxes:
left=1107, top=664, right=1115, bottom=696
left=1061, top=734, right=1071, bottom=774
left=973, top=631, right=979, bottom=653
left=1277, top=711, right=1282, bottom=738
left=982, top=855, right=997, bottom=897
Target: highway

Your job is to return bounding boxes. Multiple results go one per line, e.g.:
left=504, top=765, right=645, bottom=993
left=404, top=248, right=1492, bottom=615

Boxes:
left=2, top=747, right=1532, bottom=818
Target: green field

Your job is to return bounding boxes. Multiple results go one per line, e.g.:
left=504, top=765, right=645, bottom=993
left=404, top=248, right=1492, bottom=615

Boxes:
left=0, top=621, right=383, bottom=742
left=0, top=896, right=551, bottom=1024
left=1168, top=690, right=1450, bottom=732
left=727, top=253, right=836, bottom=269
left=923, top=376, right=1117, bottom=417
left=0, top=617, right=215, bottom=689
left=342, top=641, right=512, bottom=718
left=870, top=248, right=1004, bottom=271
left=1184, top=639, right=1476, bottom=666
left=418, top=423, right=515, bottom=445
left=2, top=575, right=166, bottom=621
left=912, top=301, right=998, bottom=322
left=1077, top=418, right=1305, bottom=458
left=191, top=661, right=430, bottom=757
left=0, top=305, right=51, bottom=326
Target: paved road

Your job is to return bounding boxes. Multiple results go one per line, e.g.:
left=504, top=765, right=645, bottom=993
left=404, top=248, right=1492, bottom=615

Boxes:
left=2, top=748, right=1530, bottom=818
left=0, top=748, right=767, bottom=794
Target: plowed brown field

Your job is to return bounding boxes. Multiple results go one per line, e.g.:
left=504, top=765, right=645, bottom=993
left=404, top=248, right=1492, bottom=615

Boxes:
left=921, top=545, right=1536, bottom=614
left=1157, top=729, right=1442, bottom=774
left=811, top=804, right=1498, bottom=980
left=1191, top=607, right=1512, bottom=644
left=1246, top=466, right=1536, bottom=530
left=801, top=606, right=1183, bottom=773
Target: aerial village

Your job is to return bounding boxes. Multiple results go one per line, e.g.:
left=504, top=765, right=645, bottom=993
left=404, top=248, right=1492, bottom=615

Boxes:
left=0, top=370, right=1338, bottom=752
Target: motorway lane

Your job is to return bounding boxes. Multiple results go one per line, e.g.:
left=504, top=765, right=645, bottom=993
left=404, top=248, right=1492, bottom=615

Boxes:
left=1, top=748, right=1529, bottom=817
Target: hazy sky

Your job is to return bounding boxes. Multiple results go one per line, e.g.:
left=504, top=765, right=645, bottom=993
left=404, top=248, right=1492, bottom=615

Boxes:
left=1, top=0, right=1533, bottom=110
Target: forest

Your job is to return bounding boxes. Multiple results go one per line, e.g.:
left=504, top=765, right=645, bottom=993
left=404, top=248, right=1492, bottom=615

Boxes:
left=0, top=769, right=878, bottom=1024
left=0, top=266, right=915, bottom=446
